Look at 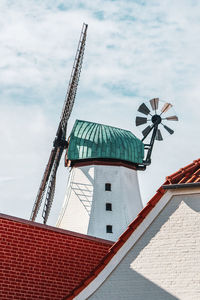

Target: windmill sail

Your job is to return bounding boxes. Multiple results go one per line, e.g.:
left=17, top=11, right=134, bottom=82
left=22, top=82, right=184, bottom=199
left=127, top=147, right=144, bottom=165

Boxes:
left=30, top=23, right=88, bottom=223
left=42, top=146, right=63, bottom=224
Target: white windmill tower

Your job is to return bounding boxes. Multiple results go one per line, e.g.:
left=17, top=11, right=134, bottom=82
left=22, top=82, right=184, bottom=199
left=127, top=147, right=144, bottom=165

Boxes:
left=56, top=120, right=144, bottom=241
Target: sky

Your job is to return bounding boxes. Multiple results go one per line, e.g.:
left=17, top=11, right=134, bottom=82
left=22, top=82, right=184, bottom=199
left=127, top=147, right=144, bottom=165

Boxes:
left=1, top=0, right=200, bottom=225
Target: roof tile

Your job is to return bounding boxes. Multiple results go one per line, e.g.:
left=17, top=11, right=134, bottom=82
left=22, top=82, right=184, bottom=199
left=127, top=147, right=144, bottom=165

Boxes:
left=166, top=159, right=200, bottom=185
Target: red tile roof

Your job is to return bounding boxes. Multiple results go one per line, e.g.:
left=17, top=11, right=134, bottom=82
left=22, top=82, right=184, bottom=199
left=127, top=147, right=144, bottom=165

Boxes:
left=166, top=159, right=200, bottom=184
left=0, top=214, right=113, bottom=300
left=65, top=158, right=200, bottom=299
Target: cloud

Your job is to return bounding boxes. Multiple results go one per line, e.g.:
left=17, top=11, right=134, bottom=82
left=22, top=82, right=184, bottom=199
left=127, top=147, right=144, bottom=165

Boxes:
left=0, top=0, right=200, bottom=224
left=0, top=177, right=15, bottom=182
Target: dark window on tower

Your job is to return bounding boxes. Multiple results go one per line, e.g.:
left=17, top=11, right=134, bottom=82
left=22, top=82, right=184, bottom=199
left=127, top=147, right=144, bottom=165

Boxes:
left=105, top=183, right=111, bottom=191
left=106, top=203, right=112, bottom=211
left=106, top=225, right=113, bottom=233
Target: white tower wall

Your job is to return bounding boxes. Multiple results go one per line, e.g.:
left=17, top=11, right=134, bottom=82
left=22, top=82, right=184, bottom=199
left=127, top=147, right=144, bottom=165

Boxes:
left=57, top=164, right=143, bottom=241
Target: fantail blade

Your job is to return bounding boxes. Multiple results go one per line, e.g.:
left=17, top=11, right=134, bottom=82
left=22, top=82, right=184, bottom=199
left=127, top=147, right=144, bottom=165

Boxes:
left=161, top=102, right=172, bottom=114
left=150, top=98, right=159, bottom=111
left=138, top=103, right=150, bottom=115
left=136, top=116, right=147, bottom=126
left=164, top=125, right=174, bottom=134
left=166, top=115, right=178, bottom=121
left=142, top=125, right=152, bottom=137
left=155, top=129, right=163, bottom=141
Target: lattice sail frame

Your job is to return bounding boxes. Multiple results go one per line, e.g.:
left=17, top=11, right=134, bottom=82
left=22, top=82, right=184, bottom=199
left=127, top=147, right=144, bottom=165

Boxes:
left=30, top=23, right=88, bottom=224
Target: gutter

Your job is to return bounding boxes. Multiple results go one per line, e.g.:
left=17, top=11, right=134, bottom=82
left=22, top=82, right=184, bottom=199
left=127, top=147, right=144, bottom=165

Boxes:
left=163, top=182, right=200, bottom=190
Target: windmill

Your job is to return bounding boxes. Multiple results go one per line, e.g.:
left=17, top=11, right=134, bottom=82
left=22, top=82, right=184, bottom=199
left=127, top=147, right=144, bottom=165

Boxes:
left=136, top=98, right=178, bottom=165
left=30, top=23, right=88, bottom=224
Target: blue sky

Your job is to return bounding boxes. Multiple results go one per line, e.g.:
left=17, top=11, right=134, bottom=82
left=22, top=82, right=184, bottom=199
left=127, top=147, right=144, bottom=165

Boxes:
left=1, top=0, right=200, bottom=225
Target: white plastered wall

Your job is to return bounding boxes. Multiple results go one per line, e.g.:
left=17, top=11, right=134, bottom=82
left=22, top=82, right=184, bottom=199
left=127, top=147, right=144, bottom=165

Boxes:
left=56, top=164, right=143, bottom=241
left=86, top=192, right=200, bottom=300
left=56, top=166, right=94, bottom=234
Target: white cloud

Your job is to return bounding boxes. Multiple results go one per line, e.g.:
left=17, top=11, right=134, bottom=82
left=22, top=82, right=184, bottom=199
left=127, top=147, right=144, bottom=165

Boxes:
left=0, top=0, right=200, bottom=224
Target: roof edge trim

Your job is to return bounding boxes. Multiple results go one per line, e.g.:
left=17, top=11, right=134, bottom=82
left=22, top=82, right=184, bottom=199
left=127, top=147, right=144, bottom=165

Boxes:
left=68, top=159, right=146, bottom=171
left=163, top=182, right=200, bottom=189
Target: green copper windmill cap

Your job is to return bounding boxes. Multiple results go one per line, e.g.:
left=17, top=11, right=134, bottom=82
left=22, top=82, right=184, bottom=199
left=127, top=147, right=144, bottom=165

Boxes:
left=67, top=120, right=144, bottom=164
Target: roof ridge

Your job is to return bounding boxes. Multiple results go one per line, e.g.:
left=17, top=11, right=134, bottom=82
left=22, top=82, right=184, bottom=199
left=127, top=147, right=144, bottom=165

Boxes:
left=75, top=119, right=133, bottom=134
left=0, top=213, right=113, bottom=245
